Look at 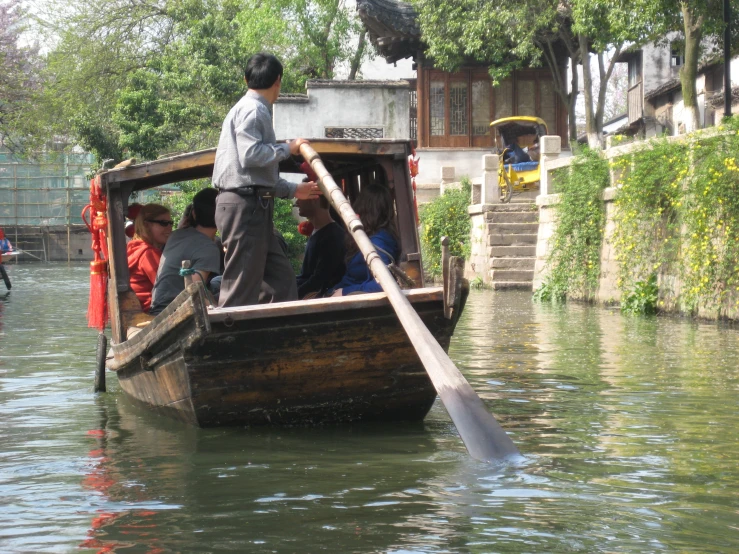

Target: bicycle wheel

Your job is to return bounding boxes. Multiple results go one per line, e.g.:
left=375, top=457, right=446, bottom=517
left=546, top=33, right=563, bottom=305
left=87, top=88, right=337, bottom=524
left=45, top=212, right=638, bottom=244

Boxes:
left=499, top=170, right=513, bottom=203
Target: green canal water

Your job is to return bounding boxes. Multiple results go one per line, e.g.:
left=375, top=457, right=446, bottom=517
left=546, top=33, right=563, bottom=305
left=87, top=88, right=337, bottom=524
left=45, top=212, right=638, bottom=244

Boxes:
left=0, top=263, right=738, bottom=553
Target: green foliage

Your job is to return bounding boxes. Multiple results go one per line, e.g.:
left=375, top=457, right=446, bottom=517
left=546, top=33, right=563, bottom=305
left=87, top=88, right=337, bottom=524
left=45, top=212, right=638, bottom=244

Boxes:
left=469, top=276, right=484, bottom=289
left=610, top=136, right=687, bottom=297
left=159, top=179, right=212, bottom=225
left=419, top=178, right=471, bottom=278
left=613, top=117, right=739, bottom=315
left=621, top=274, right=659, bottom=315
left=0, top=0, right=42, bottom=151
left=532, top=280, right=567, bottom=303
left=538, top=147, right=609, bottom=301
left=273, top=197, right=307, bottom=273
left=23, top=0, right=371, bottom=164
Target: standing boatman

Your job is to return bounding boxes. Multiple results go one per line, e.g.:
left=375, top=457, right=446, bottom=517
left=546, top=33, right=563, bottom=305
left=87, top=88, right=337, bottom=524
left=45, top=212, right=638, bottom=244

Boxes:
left=212, top=52, right=321, bottom=307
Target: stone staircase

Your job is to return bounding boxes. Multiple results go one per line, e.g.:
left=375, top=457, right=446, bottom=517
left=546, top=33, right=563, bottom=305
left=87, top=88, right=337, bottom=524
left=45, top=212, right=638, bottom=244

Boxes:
left=486, top=203, right=538, bottom=290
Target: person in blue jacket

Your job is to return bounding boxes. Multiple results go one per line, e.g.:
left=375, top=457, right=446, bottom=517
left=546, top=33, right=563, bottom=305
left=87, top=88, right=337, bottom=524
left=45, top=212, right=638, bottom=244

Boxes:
left=329, top=185, right=400, bottom=297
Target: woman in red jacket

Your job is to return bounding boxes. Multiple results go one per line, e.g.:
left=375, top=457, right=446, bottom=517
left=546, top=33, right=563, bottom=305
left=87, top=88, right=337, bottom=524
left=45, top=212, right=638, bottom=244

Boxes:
left=127, top=203, right=173, bottom=311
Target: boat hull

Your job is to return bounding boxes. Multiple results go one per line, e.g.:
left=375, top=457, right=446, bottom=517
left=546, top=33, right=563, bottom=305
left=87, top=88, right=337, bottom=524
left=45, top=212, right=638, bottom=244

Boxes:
left=113, top=289, right=464, bottom=427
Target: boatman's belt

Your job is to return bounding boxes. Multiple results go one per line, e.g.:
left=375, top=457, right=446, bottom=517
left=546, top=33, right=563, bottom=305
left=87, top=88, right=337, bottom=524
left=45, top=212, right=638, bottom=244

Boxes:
left=220, top=187, right=274, bottom=199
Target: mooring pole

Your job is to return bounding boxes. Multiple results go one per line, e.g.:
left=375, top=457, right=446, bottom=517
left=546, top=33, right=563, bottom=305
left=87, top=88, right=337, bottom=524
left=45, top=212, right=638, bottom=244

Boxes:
left=725, top=0, right=732, bottom=118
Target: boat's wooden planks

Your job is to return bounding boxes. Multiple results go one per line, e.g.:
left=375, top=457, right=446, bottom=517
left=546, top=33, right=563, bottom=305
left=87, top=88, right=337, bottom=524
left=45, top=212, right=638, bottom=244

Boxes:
left=188, top=328, right=436, bottom=394
left=120, top=394, right=199, bottom=426
left=182, top=305, right=449, bottom=425
left=197, top=301, right=451, bottom=363
left=101, top=149, right=216, bottom=190
left=191, top=386, right=435, bottom=426
left=117, top=356, right=195, bottom=421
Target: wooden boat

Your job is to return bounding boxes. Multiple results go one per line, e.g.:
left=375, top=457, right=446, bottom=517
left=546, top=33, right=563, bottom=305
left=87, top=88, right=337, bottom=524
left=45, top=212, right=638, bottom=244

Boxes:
left=99, top=139, right=468, bottom=427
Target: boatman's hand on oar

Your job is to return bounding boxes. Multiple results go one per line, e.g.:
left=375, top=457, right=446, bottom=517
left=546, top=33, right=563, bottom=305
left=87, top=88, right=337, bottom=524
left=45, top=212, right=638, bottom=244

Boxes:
left=289, top=138, right=310, bottom=155
left=291, top=139, right=321, bottom=200
left=295, top=180, right=321, bottom=200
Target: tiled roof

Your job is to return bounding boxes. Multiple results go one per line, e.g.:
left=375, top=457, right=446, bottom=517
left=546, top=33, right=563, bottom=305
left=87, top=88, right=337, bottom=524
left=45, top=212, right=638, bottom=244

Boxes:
left=356, top=0, right=421, bottom=63
left=644, top=78, right=681, bottom=101
left=307, top=79, right=411, bottom=88
left=708, top=86, right=739, bottom=108
left=276, top=93, right=309, bottom=103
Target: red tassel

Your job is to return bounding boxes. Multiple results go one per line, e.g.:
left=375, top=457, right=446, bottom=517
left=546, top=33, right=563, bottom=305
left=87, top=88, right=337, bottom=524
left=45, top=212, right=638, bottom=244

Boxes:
left=83, top=176, right=109, bottom=331
left=87, top=258, right=108, bottom=331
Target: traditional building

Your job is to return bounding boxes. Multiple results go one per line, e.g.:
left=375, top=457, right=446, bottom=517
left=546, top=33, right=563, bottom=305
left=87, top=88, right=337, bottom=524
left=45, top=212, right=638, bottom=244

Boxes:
left=617, top=34, right=737, bottom=137
left=357, top=0, right=569, bottom=186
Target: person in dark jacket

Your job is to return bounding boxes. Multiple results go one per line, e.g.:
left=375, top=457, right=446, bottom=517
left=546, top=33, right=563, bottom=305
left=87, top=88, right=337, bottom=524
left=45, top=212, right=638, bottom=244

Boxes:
left=295, top=195, right=346, bottom=298
left=328, top=185, right=400, bottom=297
left=503, top=135, right=531, bottom=165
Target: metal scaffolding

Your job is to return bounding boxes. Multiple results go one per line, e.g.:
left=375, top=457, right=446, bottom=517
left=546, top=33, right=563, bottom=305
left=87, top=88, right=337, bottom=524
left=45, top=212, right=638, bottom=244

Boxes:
left=0, top=149, right=94, bottom=226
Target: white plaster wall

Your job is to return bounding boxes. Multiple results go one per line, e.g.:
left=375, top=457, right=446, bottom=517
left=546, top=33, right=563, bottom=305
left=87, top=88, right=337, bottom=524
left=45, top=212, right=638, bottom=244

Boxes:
left=414, top=149, right=490, bottom=186
left=642, top=35, right=681, bottom=94
left=732, top=58, right=739, bottom=87
left=274, top=85, right=410, bottom=140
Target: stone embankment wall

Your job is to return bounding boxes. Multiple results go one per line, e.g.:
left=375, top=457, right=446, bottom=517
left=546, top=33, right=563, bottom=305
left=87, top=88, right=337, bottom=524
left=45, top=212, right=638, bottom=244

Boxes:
left=3, top=225, right=91, bottom=263
left=534, top=134, right=739, bottom=321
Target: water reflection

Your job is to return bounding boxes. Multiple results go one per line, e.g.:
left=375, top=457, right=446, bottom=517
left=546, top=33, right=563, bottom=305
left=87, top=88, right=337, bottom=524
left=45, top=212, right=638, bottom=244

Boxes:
left=78, top=396, right=464, bottom=553
left=1, top=267, right=738, bottom=553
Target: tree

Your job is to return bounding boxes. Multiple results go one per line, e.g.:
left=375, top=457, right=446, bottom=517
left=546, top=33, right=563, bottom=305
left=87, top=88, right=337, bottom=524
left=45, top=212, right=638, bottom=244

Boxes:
left=25, top=0, right=372, bottom=164
left=412, top=0, right=582, bottom=142
left=0, top=0, right=41, bottom=152
left=617, top=0, right=739, bottom=133
left=668, top=0, right=738, bottom=132
left=412, top=0, right=658, bottom=148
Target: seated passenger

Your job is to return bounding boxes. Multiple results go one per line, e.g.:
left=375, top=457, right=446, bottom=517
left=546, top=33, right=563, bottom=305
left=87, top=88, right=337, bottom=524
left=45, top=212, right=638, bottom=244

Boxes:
left=149, top=189, right=221, bottom=315
left=328, top=185, right=400, bottom=297
left=295, top=194, right=346, bottom=299
left=127, top=203, right=172, bottom=311
left=503, top=136, right=531, bottom=165
left=528, top=137, right=541, bottom=162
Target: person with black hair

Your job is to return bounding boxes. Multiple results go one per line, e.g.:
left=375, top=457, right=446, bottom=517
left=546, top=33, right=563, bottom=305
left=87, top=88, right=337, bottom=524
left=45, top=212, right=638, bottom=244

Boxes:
left=295, top=193, right=346, bottom=299
left=327, top=185, right=400, bottom=297
left=503, top=135, right=531, bottom=165
left=149, top=188, right=221, bottom=315
left=212, top=52, right=321, bottom=307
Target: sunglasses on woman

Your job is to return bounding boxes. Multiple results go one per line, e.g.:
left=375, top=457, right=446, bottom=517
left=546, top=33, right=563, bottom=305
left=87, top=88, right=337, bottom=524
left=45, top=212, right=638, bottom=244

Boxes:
left=146, top=219, right=174, bottom=227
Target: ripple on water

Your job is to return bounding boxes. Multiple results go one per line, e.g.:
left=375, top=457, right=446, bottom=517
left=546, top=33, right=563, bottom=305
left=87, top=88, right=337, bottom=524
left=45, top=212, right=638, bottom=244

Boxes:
left=0, top=270, right=738, bottom=552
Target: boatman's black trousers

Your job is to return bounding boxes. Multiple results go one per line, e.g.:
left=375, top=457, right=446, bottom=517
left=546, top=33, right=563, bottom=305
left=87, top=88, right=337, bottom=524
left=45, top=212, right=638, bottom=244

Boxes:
left=215, top=190, right=298, bottom=307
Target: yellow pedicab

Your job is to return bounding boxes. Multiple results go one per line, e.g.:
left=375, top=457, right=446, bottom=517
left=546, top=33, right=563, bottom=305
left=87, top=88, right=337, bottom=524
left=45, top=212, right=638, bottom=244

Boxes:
left=490, top=116, right=547, bottom=203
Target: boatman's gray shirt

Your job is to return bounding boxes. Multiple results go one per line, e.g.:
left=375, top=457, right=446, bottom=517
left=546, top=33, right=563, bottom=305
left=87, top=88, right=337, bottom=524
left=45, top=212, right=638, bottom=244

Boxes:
left=212, top=89, right=297, bottom=198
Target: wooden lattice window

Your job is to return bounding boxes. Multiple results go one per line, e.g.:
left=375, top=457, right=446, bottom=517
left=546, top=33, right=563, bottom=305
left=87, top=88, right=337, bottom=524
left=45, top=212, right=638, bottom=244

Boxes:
left=449, top=82, right=469, bottom=136
left=430, top=81, right=445, bottom=136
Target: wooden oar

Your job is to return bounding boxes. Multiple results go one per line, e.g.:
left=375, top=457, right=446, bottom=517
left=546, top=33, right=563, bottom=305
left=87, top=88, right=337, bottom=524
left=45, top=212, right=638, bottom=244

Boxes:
left=300, top=144, right=521, bottom=463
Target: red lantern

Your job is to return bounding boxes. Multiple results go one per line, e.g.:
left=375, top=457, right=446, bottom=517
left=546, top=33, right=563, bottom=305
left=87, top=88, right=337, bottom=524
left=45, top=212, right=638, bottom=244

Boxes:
left=298, top=220, right=315, bottom=237
left=408, top=146, right=420, bottom=223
